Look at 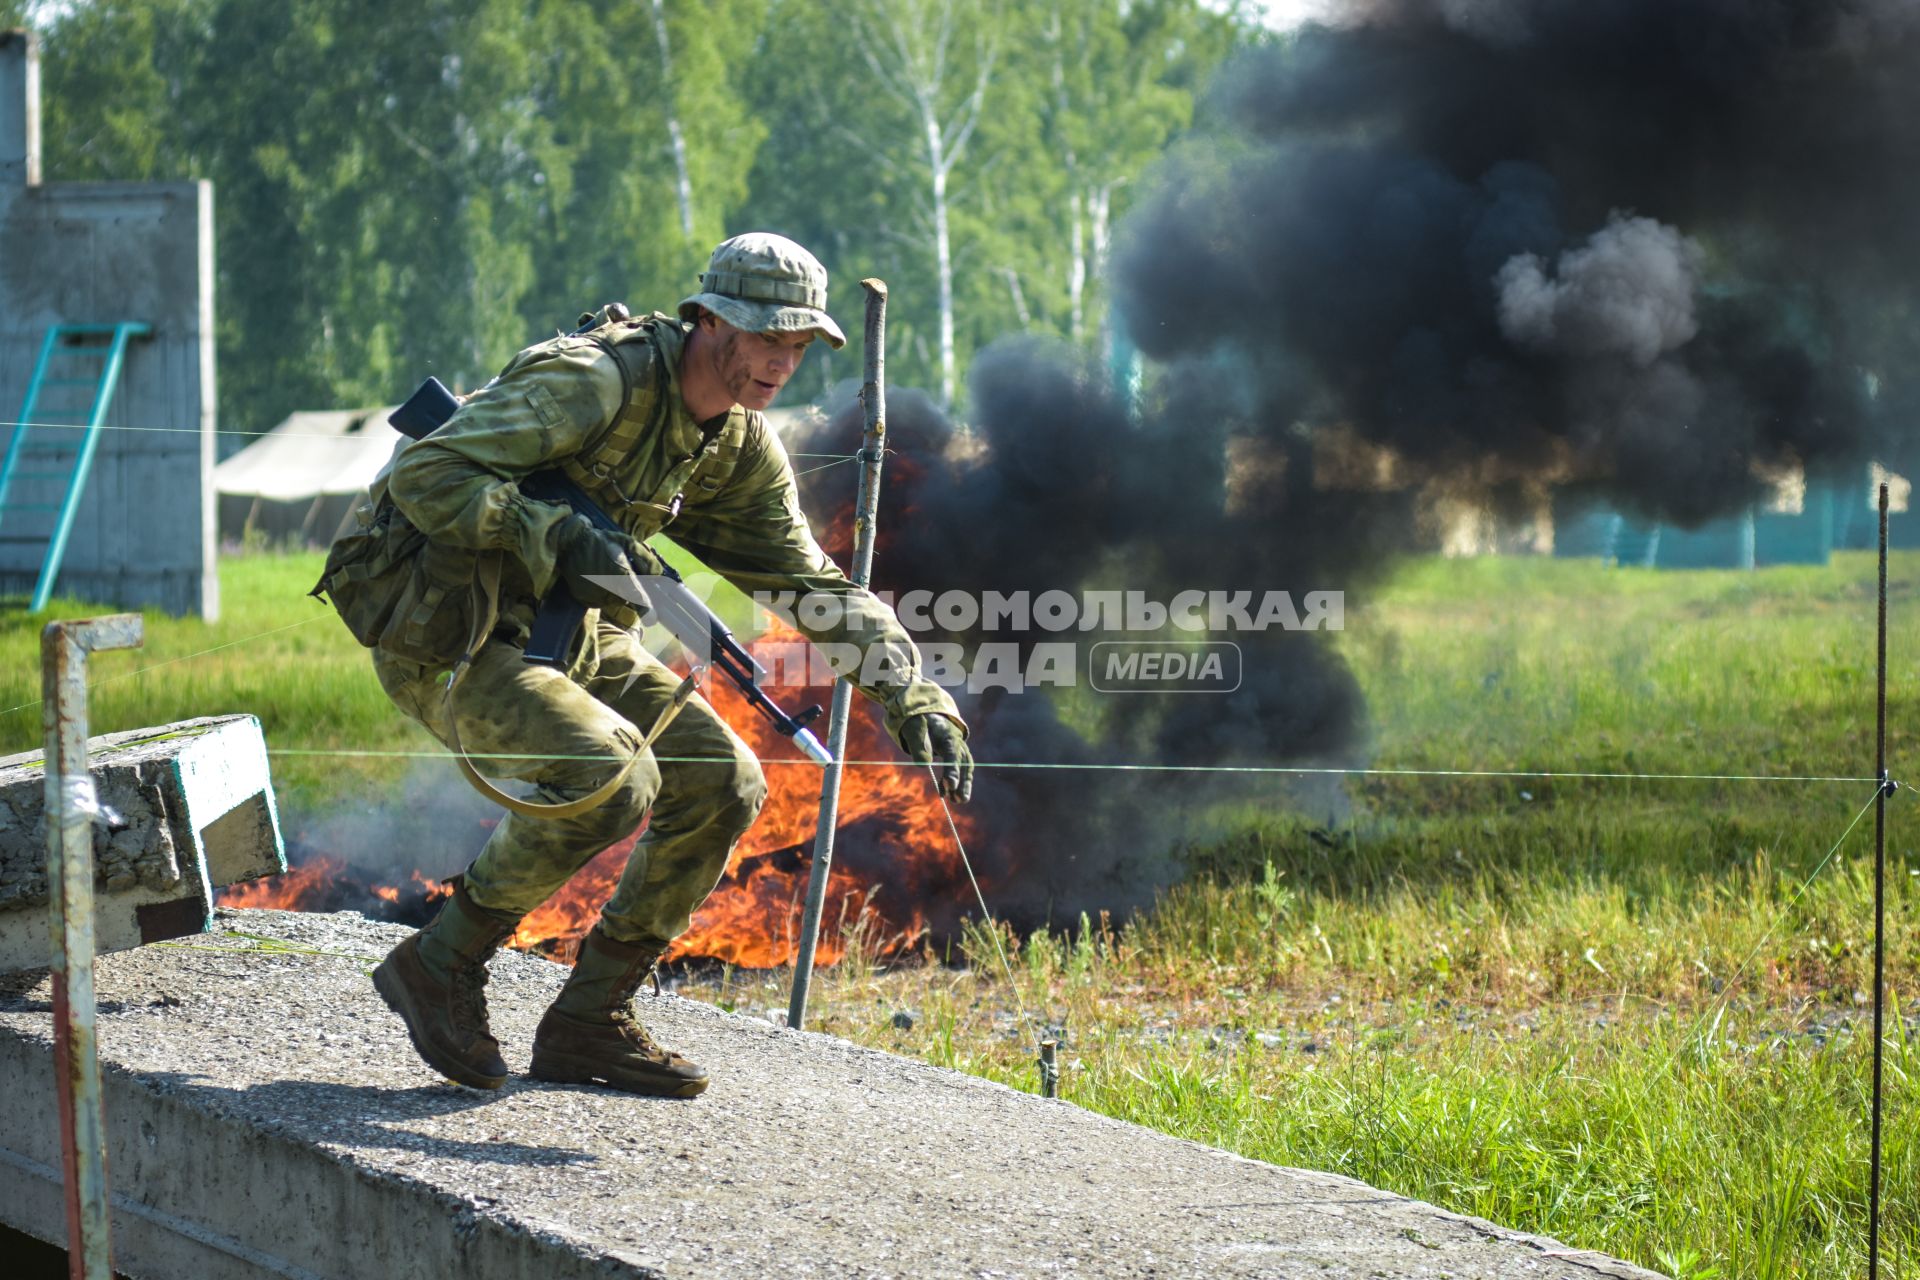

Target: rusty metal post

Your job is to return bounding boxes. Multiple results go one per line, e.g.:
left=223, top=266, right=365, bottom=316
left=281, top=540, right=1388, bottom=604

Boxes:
left=1039, top=1039, right=1059, bottom=1098
left=788, top=279, right=888, bottom=1032
left=44, top=613, right=143, bottom=1280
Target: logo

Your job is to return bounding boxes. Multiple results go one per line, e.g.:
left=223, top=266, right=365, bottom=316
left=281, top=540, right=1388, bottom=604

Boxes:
left=1088, top=641, right=1242, bottom=694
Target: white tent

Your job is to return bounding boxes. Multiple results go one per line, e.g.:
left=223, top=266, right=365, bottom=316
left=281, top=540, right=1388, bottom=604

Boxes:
left=216, top=407, right=401, bottom=547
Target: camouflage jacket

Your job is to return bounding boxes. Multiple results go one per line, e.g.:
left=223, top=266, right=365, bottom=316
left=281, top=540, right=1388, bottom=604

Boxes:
left=372, top=311, right=961, bottom=745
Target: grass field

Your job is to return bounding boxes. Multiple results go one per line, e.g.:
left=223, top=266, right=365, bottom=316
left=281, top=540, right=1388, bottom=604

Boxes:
left=3, top=549, right=1915, bottom=1277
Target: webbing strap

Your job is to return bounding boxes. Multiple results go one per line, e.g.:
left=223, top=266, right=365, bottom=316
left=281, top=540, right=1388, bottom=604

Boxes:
left=583, top=322, right=672, bottom=473
left=560, top=321, right=750, bottom=521
left=445, top=669, right=705, bottom=820
left=440, top=553, right=634, bottom=821
left=446, top=691, right=645, bottom=821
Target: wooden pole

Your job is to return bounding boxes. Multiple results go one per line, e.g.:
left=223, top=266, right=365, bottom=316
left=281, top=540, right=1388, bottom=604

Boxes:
left=788, top=280, right=889, bottom=1031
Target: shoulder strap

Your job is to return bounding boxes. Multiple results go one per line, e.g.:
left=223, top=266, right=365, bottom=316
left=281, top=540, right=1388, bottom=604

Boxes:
left=564, top=321, right=674, bottom=486
left=702, top=410, right=753, bottom=489
left=554, top=316, right=751, bottom=512
left=438, top=554, right=627, bottom=820
left=442, top=639, right=706, bottom=822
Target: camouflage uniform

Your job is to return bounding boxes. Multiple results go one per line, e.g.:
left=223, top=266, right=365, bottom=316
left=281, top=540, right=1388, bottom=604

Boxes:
left=372, top=312, right=963, bottom=954
left=352, top=232, right=967, bottom=1095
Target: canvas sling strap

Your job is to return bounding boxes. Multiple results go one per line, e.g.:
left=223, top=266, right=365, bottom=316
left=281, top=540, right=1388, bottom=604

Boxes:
left=438, top=551, right=705, bottom=820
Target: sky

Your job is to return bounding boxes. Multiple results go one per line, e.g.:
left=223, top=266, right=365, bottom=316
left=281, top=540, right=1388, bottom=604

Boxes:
left=1240, top=0, right=1332, bottom=30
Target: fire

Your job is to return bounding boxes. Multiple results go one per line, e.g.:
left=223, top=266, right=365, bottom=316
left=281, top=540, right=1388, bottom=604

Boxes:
left=220, top=854, right=352, bottom=910
left=218, top=859, right=450, bottom=915
left=511, top=619, right=976, bottom=968
left=226, top=620, right=979, bottom=970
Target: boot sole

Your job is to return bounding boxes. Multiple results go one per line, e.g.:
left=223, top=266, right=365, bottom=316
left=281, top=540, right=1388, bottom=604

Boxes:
left=372, top=960, right=507, bottom=1091
left=528, top=1049, right=709, bottom=1098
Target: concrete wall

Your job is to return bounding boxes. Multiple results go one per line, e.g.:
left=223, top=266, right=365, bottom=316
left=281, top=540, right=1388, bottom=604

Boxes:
left=0, top=30, right=217, bottom=617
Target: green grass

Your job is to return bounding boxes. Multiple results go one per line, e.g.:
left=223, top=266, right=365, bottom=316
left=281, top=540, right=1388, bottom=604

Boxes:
left=0, top=552, right=422, bottom=809
left=6, top=549, right=1917, bottom=1276
left=0, top=544, right=752, bottom=811
left=694, top=551, right=1920, bottom=1280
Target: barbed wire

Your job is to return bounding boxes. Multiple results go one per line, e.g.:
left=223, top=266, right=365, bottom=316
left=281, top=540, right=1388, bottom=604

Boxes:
left=0, top=600, right=1888, bottom=788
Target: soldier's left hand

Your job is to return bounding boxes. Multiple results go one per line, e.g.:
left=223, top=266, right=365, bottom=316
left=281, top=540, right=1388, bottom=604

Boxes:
left=902, top=713, right=973, bottom=804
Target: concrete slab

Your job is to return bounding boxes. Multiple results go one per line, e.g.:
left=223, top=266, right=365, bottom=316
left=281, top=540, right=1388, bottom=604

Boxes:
left=0, top=909, right=1663, bottom=1280
left=0, top=715, right=284, bottom=971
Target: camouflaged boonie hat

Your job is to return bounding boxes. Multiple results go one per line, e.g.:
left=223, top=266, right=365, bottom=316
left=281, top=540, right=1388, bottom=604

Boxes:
left=678, top=232, right=847, bottom=349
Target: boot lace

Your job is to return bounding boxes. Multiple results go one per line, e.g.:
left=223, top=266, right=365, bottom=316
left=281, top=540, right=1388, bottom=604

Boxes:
left=609, top=990, right=676, bottom=1065
left=448, top=961, right=496, bottom=1041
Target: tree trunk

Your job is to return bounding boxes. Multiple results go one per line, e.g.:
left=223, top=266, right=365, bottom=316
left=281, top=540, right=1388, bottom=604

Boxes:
left=927, top=110, right=956, bottom=411
left=651, top=0, right=695, bottom=240
left=1090, top=181, right=1114, bottom=361
left=1001, top=267, right=1031, bottom=327
left=1068, top=189, right=1085, bottom=343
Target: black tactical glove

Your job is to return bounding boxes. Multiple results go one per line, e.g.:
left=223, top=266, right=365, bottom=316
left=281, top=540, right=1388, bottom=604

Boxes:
left=554, top=514, right=662, bottom=612
left=901, top=713, right=973, bottom=804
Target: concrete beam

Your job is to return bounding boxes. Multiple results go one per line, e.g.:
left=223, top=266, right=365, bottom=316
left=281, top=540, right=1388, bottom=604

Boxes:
left=0, top=910, right=1664, bottom=1280
left=0, top=715, right=284, bottom=972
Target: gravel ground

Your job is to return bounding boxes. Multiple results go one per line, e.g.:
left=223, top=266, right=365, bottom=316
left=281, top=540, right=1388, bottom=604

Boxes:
left=0, top=909, right=1664, bottom=1280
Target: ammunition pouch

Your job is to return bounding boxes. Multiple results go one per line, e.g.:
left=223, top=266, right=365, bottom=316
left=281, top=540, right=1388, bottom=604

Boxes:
left=311, top=498, right=501, bottom=668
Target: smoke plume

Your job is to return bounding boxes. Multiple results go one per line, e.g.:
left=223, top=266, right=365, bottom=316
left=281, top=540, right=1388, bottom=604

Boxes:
left=1494, top=216, right=1702, bottom=368
left=277, top=1, right=1920, bottom=950
left=793, top=0, right=1920, bottom=924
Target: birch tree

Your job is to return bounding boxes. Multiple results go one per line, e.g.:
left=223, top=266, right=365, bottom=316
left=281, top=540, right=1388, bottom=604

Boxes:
left=1032, top=0, right=1236, bottom=360
left=650, top=0, right=695, bottom=240
left=845, top=0, right=1002, bottom=411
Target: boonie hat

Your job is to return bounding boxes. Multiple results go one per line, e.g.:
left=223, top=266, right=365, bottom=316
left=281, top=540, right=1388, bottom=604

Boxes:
left=678, top=232, right=847, bottom=349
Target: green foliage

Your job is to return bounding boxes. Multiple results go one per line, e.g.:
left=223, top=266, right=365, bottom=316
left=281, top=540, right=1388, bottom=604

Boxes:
left=11, top=0, right=778, bottom=433
left=736, top=0, right=1238, bottom=401
left=28, top=0, right=201, bottom=181
left=7, top=0, right=1244, bottom=429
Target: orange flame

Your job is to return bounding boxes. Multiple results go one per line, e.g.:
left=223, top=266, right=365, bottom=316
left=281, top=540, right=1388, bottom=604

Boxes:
left=219, top=855, right=353, bottom=909
left=218, top=861, right=450, bottom=912
left=227, top=622, right=976, bottom=970
left=509, top=619, right=975, bottom=967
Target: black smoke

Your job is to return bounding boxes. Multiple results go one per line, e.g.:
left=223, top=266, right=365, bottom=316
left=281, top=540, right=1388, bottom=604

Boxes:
left=793, top=0, right=1920, bottom=925
left=795, top=370, right=1375, bottom=928
left=1119, top=0, right=1920, bottom=521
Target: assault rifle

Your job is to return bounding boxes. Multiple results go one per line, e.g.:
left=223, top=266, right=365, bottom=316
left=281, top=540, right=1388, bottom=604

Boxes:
left=388, top=376, right=832, bottom=765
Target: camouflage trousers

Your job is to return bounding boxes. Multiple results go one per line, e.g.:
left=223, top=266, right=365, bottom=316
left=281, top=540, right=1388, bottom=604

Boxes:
left=372, top=621, right=767, bottom=952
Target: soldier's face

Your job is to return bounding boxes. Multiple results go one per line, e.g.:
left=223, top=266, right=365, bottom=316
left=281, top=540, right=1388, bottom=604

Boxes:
left=706, top=316, right=813, bottom=410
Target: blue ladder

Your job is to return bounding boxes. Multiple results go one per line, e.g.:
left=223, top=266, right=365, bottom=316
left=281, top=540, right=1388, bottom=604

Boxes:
left=0, top=323, right=151, bottom=611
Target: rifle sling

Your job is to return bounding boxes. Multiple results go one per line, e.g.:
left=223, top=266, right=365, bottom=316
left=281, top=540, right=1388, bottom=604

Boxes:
left=438, top=556, right=698, bottom=820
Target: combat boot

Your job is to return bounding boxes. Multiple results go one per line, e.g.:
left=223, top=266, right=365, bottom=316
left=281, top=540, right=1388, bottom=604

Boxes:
left=372, top=875, right=518, bottom=1090
left=528, top=927, right=709, bottom=1098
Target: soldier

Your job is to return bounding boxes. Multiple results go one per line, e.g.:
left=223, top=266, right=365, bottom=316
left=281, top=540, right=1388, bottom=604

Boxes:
left=341, top=234, right=972, bottom=1098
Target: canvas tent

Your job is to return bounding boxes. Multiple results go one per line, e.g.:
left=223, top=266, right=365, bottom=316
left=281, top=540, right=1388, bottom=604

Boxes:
left=216, top=407, right=400, bottom=547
